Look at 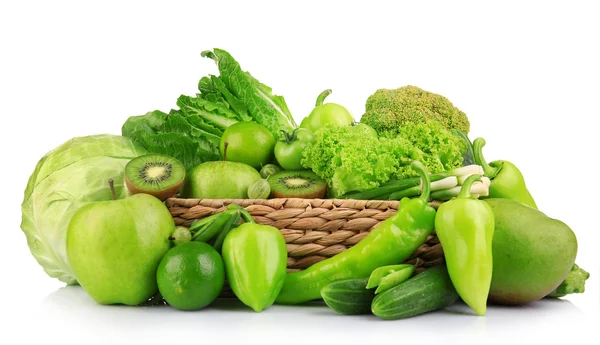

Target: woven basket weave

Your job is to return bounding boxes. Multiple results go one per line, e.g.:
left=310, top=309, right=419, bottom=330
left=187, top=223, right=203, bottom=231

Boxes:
left=167, top=198, right=446, bottom=273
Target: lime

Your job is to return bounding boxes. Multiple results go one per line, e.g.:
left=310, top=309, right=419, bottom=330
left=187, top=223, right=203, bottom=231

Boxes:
left=220, top=122, right=276, bottom=170
left=157, top=241, right=225, bottom=311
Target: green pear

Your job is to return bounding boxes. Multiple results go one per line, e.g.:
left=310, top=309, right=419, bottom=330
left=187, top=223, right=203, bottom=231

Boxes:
left=67, top=183, right=174, bottom=305
left=183, top=161, right=261, bottom=199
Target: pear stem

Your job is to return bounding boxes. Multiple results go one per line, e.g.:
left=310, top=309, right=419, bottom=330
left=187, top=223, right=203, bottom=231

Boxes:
left=223, top=142, right=229, bottom=161
left=108, top=179, right=117, bottom=200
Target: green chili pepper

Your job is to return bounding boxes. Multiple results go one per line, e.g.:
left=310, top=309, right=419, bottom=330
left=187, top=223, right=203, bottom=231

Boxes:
left=434, top=174, right=495, bottom=316
left=275, top=160, right=436, bottom=305
left=473, top=137, right=537, bottom=209
left=188, top=212, right=223, bottom=233
left=222, top=223, right=287, bottom=312
left=374, top=265, right=415, bottom=295
left=191, top=211, right=232, bottom=243
left=366, top=264, right=414, bottom=289
left=210, top=210, right=241, bottom=252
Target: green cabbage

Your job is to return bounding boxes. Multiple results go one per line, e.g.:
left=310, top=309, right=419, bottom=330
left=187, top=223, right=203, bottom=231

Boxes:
left=20, top=134, right=147, bottom=285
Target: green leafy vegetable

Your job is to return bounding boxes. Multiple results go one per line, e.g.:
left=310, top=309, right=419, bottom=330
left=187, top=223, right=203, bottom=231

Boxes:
left=201, top=49, right=297, bottom=138
left=21, top=135, right=148, bottom=285
left=301, top=122, right=465, bottom=197
left=122, top=110, right=221, bottom=172
left=453, top=129, right=475, bottom=166
left=123, top=48, right=296, bottom=170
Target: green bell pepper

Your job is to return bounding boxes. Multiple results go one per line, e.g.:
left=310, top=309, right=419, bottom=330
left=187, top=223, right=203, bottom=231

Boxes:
left=275, top=160, right=436, bottom=305
left=222, top=222, right=287, bottom=312
left=434, top=174, right=495, bottom=316
left=299, top=89, right=355, bottom=133
left=473, top=137, right=537, bottom=209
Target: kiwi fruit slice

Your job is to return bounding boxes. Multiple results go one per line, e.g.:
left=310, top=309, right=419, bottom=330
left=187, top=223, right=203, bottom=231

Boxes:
left=125, top=153, right=186, bottom=201
left=268, top=170, right=327, bottom=199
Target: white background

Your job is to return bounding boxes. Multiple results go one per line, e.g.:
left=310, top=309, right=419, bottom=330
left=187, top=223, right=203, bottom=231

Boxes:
left=1, top=0, right=599, bottom=344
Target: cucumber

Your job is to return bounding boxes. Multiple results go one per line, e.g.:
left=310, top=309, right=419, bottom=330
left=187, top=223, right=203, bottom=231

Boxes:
left=371, top=265, right=459, bottom=320
left=320, top=278, right=375, bottom=315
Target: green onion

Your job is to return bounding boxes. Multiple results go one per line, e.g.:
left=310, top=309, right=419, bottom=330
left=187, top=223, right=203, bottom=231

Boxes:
left=388, top=176, right=459, bottom=200
left=430, top=181, right=489, bottom=201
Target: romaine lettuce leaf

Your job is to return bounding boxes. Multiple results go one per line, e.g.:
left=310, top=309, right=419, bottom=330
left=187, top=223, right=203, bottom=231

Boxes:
left=201, top=48, right=297, bottom=139
left=122, top=110, right=221, bottom=172
left=123, top=48, right=297, bottom=169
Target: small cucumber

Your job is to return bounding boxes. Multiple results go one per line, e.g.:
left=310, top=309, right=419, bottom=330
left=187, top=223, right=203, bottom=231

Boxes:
left=320, top=278, right=375, bottom=315
left=371, top=265, right=459, bottom=320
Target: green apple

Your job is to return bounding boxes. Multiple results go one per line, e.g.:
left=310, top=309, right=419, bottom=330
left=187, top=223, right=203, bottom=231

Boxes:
left=219, top=122, right=276, bottom=170
left=182, top=161, right=261, bottom=199
left=67, top=191, right=174, bottom=305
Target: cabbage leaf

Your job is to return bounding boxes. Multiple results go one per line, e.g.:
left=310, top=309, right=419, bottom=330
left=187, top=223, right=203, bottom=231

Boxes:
left=21, top=134, right=147, bottom=285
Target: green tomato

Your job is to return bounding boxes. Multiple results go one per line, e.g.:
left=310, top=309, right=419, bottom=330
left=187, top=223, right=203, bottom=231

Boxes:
left=274, top=128, right=315, bottom=170
left=220, top=122, right=276, bottom=170
left=349, top=123, right=378, bottom=138
left=300, top=89, right=354, bottom=134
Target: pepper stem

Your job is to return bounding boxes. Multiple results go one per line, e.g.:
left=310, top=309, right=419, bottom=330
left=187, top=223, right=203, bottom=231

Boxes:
left=240, top=209, right=255, bottom=224
left=108, top=179, right=117, bottom=200
left=315, top=89, right=332, bottom=107
left=411, top=161, right=431, bottom=203
left=473, top=138, right=500, bottom=178
left=458, top=174, right=481, bottom=199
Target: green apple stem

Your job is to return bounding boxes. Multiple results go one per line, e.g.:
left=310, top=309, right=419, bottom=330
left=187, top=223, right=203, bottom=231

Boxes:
left=223, top=142, right=229, bottom=161
left=108, top=179, right=117, bottom=200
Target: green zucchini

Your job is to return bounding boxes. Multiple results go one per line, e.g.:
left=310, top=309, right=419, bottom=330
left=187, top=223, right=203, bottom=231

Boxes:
left=320, top=278, right=375, bottom=315
left=371, top=265, right=459, bottom=320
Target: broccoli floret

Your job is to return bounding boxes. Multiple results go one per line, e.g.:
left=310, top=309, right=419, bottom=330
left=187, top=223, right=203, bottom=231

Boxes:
left=547, top=264, right=590, bottom=298
left=360, top=85, right=470, bottom=136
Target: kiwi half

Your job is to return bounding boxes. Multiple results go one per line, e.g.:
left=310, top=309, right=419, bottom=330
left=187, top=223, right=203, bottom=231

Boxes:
left=125, top=153, right=186, bottom=201
left=268, top=170, right=327, bottom=199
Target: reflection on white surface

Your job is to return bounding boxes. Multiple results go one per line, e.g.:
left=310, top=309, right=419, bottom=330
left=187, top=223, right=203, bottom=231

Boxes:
left=31, top=285, right=597, bottom=344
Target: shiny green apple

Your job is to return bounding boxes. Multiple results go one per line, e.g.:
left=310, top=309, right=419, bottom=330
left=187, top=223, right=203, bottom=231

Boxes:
left=182, top=161, right=261, bottom=199
left=66, top=192, right=174, bottom=305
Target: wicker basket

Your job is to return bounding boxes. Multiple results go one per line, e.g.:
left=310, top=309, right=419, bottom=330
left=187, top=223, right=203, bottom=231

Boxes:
left=166, top=198, right=446, bottom=274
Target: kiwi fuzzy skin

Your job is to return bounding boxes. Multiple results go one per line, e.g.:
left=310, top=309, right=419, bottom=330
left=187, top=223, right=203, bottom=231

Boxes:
left=125, top=176, right=184, bottom=201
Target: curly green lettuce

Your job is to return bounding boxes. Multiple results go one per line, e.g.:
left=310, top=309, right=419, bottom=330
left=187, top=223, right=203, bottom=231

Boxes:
left=301, top=122, right=465, bottom=197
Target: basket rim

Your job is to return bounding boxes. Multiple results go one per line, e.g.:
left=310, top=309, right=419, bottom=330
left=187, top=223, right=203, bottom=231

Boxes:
left=166, top=197, right=442, bottom=211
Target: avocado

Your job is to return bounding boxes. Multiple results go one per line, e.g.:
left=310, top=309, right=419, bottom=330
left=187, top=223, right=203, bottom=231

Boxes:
left=484, top=198, right=578, bottom=305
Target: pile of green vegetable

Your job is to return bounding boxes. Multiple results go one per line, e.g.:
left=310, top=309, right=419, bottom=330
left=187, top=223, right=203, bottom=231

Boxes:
left=20, top=48, right=589, bottom=319
left=122, top=48, right=296, bottom=172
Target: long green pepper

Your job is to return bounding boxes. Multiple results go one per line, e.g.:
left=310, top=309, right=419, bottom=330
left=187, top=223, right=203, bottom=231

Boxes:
left=275, top=161, right=436, bottom=305
left=434, top=174, right=495, bottom=316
